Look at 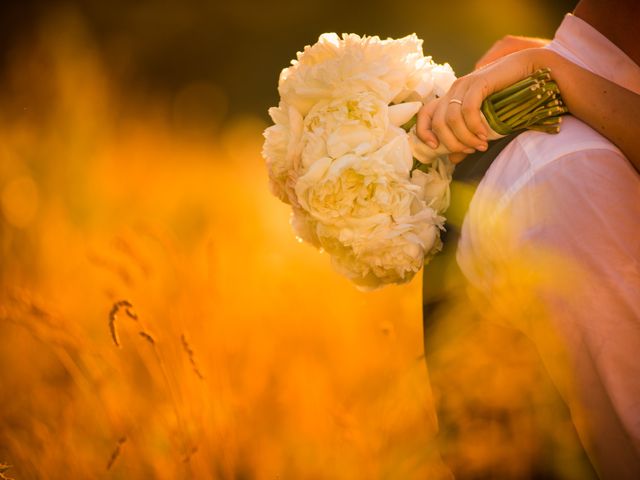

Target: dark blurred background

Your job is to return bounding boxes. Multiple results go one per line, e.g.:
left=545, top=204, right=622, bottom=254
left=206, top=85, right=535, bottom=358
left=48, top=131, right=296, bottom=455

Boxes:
left=1, top=0, right=577, bottom=122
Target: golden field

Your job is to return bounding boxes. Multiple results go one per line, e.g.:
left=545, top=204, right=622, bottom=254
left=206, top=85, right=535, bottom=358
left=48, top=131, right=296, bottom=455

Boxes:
left=0, top=3, right=590, bottom=479
left=0, top=10, right=444, bottom=479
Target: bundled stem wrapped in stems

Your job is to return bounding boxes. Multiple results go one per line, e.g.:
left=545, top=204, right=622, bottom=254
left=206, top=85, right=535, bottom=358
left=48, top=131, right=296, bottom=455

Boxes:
left=407, top=68, right=567, bottom=167
left=482, top=68, right=567, bottom=135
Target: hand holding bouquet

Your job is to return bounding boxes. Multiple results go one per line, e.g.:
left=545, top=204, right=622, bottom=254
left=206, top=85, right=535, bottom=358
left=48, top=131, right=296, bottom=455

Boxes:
left=263, top=33, right=566, bottom=290
left=415, top=46, right=566, bottom=164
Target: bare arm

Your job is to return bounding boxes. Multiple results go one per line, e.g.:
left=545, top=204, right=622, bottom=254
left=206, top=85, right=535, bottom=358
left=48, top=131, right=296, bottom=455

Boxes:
left=474, top=35, right=550, bottom=69
left=542, top=49, right=640, bottom=171
left=417, top=47, right=640, bottom=170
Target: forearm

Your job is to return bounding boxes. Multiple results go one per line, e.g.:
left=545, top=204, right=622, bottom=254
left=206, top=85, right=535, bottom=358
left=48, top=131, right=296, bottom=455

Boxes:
left=474, top=35, right=550, bottom=69
left=533, top=48, right=640, bottom=171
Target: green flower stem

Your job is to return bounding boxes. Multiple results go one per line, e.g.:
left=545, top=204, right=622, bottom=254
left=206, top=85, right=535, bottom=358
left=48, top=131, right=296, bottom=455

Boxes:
left=525, top=106, right=568, bottom=126
left=401, top=115, right=418, bottom=132
left=509, top=94, right=555, bottom=128
left=506, top=95, right=553, bottom=126
left=491, top=69, right=550, bottom=100
left=493, top=85, right=540, bottom=110
left=491, top=77, right=539, bottom=102
left=536, top=117, right=564, bottom=125
left=528, top=124, right=561, bottom=134
left=483, top=68, right=567, bottom=136
left=481, top=101, right=511, bottom=135
left=499, top=94, right=544, bottom=123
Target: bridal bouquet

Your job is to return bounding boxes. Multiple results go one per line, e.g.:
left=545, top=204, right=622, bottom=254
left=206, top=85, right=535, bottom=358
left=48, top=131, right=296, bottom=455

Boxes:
left=262, top=33, right=566, bottom=290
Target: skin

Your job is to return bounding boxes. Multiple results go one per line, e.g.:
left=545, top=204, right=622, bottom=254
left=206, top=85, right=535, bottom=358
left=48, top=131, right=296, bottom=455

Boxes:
left=417, top=0, right=640, bottom=170
left=474, top=35, right=550, bottom=70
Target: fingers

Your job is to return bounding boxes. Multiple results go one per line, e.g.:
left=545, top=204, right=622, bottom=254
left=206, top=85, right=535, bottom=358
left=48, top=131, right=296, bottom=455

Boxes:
left=459, top=83, right=489, bottom=141
left=435, top=78, right=488, bottom=153
left=417, top=77, right=493, bottom=159
left=444, top=99, right=488, bottom=151
left=416, top=100, right=439, bottom=149
left=431, top=97, right=475, bottom=154
left=416, top=43, right=551, bottom=159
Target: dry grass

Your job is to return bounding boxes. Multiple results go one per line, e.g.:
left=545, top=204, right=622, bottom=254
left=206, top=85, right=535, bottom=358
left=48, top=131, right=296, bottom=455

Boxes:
left=0, top=463, right=15, bottom=480
left=0, top=8, right=593, bottom=480
left=0, top=10, right=445, bottom=479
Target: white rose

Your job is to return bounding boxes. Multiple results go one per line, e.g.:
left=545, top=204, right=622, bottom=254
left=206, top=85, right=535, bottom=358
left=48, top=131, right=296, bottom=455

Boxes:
left=262, top=102, right=304, bottom=204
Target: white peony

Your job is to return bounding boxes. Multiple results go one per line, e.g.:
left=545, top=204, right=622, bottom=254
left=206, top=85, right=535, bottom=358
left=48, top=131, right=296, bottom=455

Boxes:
left=301, top=92, right=389, bottom=166
left=387, top=101, right=423, bottom=127
left=431, top=63, right=457, bottom=98
left=411, top=157, right=454, bottom=214
left=279, top=33, right=446, bottom=116
left=326, top=206, right=444, bottom=290
left=262, top=102, right=304, bottom=203
left=293, top=133, right=445, bottom=289
left=290, top=207, right=321, bottom=248
left=396, top=58, right=456, bottom=104
left=262, top=32, right=457, bottom=289
left=294, top=134, right=414, bottom=227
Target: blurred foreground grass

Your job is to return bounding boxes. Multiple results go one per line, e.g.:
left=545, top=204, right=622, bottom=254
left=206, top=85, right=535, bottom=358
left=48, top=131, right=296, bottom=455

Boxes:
left=0, top=9, right=445, bottom=479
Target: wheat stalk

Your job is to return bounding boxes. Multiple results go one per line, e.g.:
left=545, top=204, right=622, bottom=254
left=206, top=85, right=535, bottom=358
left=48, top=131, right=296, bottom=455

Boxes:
left=138, top=331, right=156, bottom=345
left=181, top=446, right=198, bottom=464
left=108, top=300, right=138, bottom=347
left=181, top=333, right=205, bottom=380
left=106, top=436, right=127, bottom=471
left=108, top=300, right=191, bottom=463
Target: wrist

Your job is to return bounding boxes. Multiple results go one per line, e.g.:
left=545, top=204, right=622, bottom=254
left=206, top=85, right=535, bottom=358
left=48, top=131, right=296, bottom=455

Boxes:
left=529, top=48, right=561, bottom=74
left=500, top=48, right=552, bottom=80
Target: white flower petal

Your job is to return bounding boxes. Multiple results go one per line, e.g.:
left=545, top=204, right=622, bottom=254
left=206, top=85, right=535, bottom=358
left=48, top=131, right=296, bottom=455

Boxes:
left=388, top=102, right=422, bottom=127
